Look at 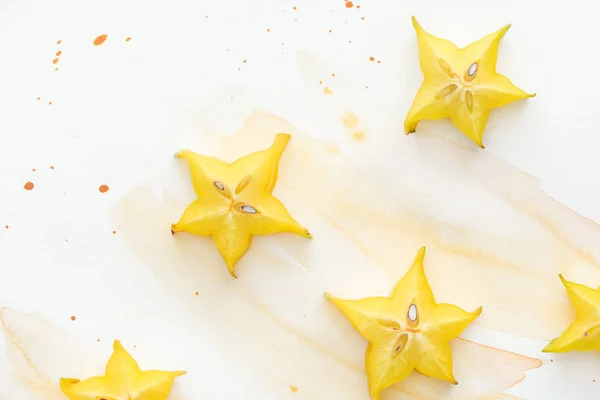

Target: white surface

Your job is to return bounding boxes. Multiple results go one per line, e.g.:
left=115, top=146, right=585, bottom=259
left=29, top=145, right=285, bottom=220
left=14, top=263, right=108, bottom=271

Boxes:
left=0, top=0, right=600, bottom=399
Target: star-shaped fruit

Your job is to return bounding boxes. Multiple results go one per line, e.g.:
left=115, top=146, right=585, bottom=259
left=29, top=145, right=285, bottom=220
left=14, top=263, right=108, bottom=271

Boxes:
left=325, top=247, right=482, bottom=400
left=60, top=340, right=185, bottom=400
left=542, top=275, right=600, bottom=353
left=172, top=133, right=311, bottom=278
left=404, top=17, right=535, bottom=148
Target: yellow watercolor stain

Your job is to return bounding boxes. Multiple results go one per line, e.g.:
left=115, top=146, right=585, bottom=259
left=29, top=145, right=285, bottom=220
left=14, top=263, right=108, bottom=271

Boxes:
left=323, top=86, right=333, bottom=95
left=341, top=112, right=360, bottom=129
left=351, top=131, right=365, bottom=142
left=290, top=385, right=299, bottom=392
left=107, top=112, right=547, bottom=399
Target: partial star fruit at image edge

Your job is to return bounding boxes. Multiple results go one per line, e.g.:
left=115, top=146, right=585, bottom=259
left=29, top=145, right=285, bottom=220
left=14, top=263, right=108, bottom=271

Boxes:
left=325, top=246, right=482, bottom=400
left=404, top=17, right=535, bottom=148
left=543, top=275, right=600, bottom=353
left=60, top=340, right=185, bottom=400
left=172, top=133, right=312, bottom=278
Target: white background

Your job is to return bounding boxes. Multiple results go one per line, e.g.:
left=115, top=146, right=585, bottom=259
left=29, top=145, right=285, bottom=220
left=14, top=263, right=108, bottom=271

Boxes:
left=0, top=0, right=600, bottom=399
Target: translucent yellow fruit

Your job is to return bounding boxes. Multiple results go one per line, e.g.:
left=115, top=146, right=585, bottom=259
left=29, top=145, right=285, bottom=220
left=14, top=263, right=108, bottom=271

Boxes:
left=325, top=247, right=482, bottom=400
left=405, top=17, right=535, bottom=148
left=172, top=134, right=311, bottom=278
left=60, top=340, right=185, bottom=400
left=542, top=275, right=600, bottom=353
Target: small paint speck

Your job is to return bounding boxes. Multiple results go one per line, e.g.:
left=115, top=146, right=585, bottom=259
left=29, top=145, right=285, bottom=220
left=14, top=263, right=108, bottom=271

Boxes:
left=195, top=291, right=199, bottom=296
left=369, top=57, right=374, bottom=61
left=55, top=68, right=59, bottom=71
left=267, top=28, right=270, bottom=32
left=70, top=316, right=76, bottom=321
left=125, top=37, right=132, bottom=42
left=243, top=59, right=247, bottom=63
left=37, top=97, right=40, bottom=100
left=56, top=50, right=62, bottom=56
left=32, top=168, right=36, bottom=172
left=112, top=230, right=116, bottom=235
left=97, top=339, right=101, bottom=342
left=331, top=73, right=336, bottom=77
left=365, top=85, right=369, bottom=89
left=328, top=29, right=332, bottom=33
left=323, top=86, right=333, bottom=95
left=48, top=102, right=52, bottom=105
left=52, top=58, right=59, bottom=64
left=345, top=1, right=353, bottom=7
left=356, top=4, right=361, bottom=8
left=377, top=60, right=381, bottom=64
left=361, top=17, right=365, bottom=20
left=4, top=225, right=8, bottom=229
left=57, top=40, right=62, bottom=44
left=50, top=166, right=55, bottom=170
left=290, top=386, right=299, bottom=393
left=93, top=34, right=108, bottom=46
left=99, top=184, right=110, bottom=193
left=23, top=182, right=34, bottom=191
left=293, top=6, right=297, bottom=10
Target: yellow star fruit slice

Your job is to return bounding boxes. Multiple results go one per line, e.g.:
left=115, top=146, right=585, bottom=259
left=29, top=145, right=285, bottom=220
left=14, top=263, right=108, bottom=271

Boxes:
left=172, top=133, right=311, bottom=278
left=405, top=17, right=535, bottom=148
left=542, top=275, right=600, bottom=353
left=325, top=247, right=482, bottom=400
left=60, top=340, right=185, bottom=400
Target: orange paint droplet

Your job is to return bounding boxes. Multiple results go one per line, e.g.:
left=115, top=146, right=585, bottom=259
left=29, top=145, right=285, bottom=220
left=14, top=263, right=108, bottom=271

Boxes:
left=243, top=59, right=247, bottom=63
left=361, top=17, right=365, bottom=20
left=97, top=339, right=101, bottom=342
left=50, top=166, right=55, bottom=169
left=125, top=37, right=132, bottom=42
left=99, top=184, right=109, bottom=193
left=56, top=50, right=62, bottom=56
left=70, top=316, right=76, bottom=321
left=32, top=168, right=36, bottom=172
left=365, top=85, right=369, bottom=89
left=93, top=34, right=108, bottom=46
left=357, top=4, right=361, bottom=8
left=328, top=29, right=332, bottom=33
left=267, top=28, right=270, bottom=32
left=290, top=386, right=299, bottom=393
left=55, top=68, right=59, bottom=71
left=377, top=60, right=381, bottom=64
left=195, top=291, right=199, bottom=296
left=345, top=1, right=353, bottom=7
left=37, top=97, right=40, bottom=100
left=48, top=102, right=52, bottom=105
left=331, top=73, right=336, bottom=77
left=293, top=6, right=297, bottom=10
left=57, top=40, right=62, bottom=44
left=4, top=225, right=8, bottom=229
left=369, top=57, right=374, bottom=61
left=23, top=182, right=34, bottom=191
left=112, top=230, right=116, bottom=234
left=52, top=58, right=59, bottom=64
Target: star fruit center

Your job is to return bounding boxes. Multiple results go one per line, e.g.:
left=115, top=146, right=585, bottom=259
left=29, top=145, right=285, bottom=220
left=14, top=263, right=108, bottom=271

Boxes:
left=378, top=301, right=421, bottom=358
left=436, top=59, right=479, bottom=113
left=213, top=177, right=259, bottom=215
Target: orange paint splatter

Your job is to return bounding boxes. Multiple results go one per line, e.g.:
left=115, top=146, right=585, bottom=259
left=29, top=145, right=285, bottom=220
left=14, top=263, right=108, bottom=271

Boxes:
left=328, top=29, right=332, bottom=33
left=345, top=1, right=353, bottom=7
left=99, top=184, right=110, bottom=193
left=369, top=56, right=375, bottom=61
left=361, top=17, right=365, bottom=20
left=4, top=225, right=8, bottom=229
left=267, top=28, right=271, bottom=32
left=48, top=102, right=52, bottom=105
left=323, top=86, right=333, bottom=95
left=243, top=60, right=247, bottom=63
left=55, top=68, right=59, bottom=71
left=52, top=58, right=59, bottom=64
left=37, top=97, right=40, bottom=100
left=50, top=166, right=55, bottom=170
left=290, top=386, right=299, bottom=393
left=56, top=50, right=62, bottom=56
left=293, top=6, right=297, bottom=10
left=23, top=182, right=34, bottom=191
left=57, top=40, right=62, bottom=44
left=70, top=316, right=76, bottom=321
left=195, top=291, right=199, bottom=296
left=125, top=37, right=132, bottom=42
left=32, top=168, right=36, bottom=172
left=356, top=4, right=361, bottom=8
left=93, top=34, right=108, bottom=46
left=331, top=73, right=336, bottom=77
left=97, top=339, right=101, bottom=342
left=377, top=60, right=381, bottom=64
left=112, top=230, right=117, bottom=235
left=319, top=80, right=323, bottom=84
